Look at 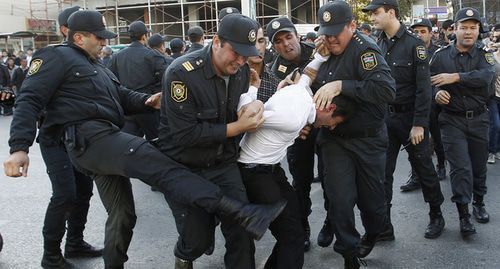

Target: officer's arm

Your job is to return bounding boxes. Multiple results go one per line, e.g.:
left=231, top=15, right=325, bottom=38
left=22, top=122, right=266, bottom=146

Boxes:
left=161, top=69, right=227, bottom=146
left=412, top=44, right=432, bottom=128
left=457, top=52, right=496, bottom=89
left=116, top=85, right=154, bottom=114
left=8, top=48, right=66, bottom=154
left=107, top=55, right=118, bottom=76
left=341, top=50, right=396, bottom=104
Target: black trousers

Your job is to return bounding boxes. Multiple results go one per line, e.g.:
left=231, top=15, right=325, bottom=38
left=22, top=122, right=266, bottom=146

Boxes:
left=385, top=112, right=444, bottom=208
left=65, top=120, right=223, bottom=267
left=166, top=163, right=255, bottom=269
left=122, top=112, right=159, bottom=140
left=239, top=164, right=304, bottom=269
left=39, top=143, right=94, bottom=248
left=429, top=104, right=445, bottom=166
left=318, top=132, right=387, bottom=258
left=439, top=112, right=488, bottom=204
left=287, top=129, right=329, bottom=229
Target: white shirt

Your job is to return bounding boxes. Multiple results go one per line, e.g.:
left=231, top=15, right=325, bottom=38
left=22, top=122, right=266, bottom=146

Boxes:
left=238, top=76, right=316, bottom=165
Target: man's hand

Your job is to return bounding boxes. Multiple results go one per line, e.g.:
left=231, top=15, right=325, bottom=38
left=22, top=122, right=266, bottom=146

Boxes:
left=277, top=69, right=301, bottom=90
left=435, top=90, right=450, bottom=105
left=145, top=92, right=162, bottom=109
left=313, top=80, right=342, bottom=110
left=409, top=126, right=424, bottom=145
left=0, top=88, right=15, bottom=102
left=250, top=68, right=261, bottom=88
left=315, top=35, right=330, bottom=57
left=228, top=100, right=265, bottom=136
left=299, top=125, right=312, bottom=140
left=238, top=100, right=264, bottom=119
left=431, top=73, right=460, bottom=87
left=4, top=151, right=29, bottom=177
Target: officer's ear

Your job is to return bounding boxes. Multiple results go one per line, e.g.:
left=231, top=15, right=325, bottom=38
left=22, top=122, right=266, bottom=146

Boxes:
left=213, top=35, right=221, bottom=48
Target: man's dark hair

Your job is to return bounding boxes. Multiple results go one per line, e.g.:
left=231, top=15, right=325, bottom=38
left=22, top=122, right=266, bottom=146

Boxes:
left=382, top=5, right=400, bottom=19
left=130, top=33, right=145, bottom=42
left=494, top=23, right=500, bottom=32
left=331, top=95, right=357, bottom=120
left=189, top=34, right=202, bottom=43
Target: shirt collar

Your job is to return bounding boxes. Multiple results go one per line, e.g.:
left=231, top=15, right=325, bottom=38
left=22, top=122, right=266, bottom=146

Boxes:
left=450, top=41, right=478, bottom=58
left=380, top=23, right=406, bottom=41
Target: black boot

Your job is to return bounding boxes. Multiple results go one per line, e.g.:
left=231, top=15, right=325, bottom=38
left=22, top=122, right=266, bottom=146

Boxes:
left=436, top=164, right=446, bottom=181
left=376, top=205, right=395, bottom=242
left=304, top=220, right=311, bottom=252
left=472, top=195, right=489, bottom=223
left=344, top=256, right=366, bottom=269
left=400, top=169, right=420, bottom=192
left=215, top=196, right=287, bottom=240
left=0, top=232, right=3, bottom=252
left=41, top=247, right=74, bottom=269
left=65, top=239, right=103, bottom=258
left=424, top=207, right=445, bottom=239
left=105, top=265, right=124, bottom=269
left=175, top=257, right=193, bottom=269
left=456, top=203, right=476, bottom=237
left=317, top=217, right=334, bottom=247
left=358, top=233, right=377, bottom=258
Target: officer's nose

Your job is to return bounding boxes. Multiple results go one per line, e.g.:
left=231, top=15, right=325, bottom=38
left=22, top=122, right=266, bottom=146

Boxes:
left=235, top=55, right=247, bottom=65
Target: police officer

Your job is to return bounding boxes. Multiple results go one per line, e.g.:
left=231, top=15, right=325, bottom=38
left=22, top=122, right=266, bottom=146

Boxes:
left=266, top=16, right=332, bottom=251
left=186, top=26, right=205, bottom=54
left=431, top=7, right=495, bottom=236
left=158, top=14, right=267, bottom=269
left=401, top=18, right=446, bottom=192
left=4, top=10, right=285, bottom=269
left=312, top=2, right=395, bottom=267
left=219, top=7, right=240, bottom=21
left=169, top=38, right=185, bottom=59
left=147, top=33, right=174, bottom=80
left=108, top=21, right=162, bottom=140
left=362, top=0, right=445, bottom=245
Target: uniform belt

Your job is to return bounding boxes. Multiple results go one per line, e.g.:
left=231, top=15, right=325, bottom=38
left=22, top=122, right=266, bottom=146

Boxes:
left=442, top=106, right=486, bottom=119
left=238, top=162, right=281, bottom=173
left=388, top=104, right=414, bottom=113
left=333, top=127, right=381, bottom=139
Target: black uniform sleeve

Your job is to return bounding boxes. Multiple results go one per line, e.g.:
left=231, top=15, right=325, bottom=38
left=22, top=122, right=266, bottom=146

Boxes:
left=341, top=49, right=396, bottom=104
left=412, top=41, right=432, bottom=128
left=8, top=48, right=66, bottom=154
left=116, top=85, right=152, bottom=115
left=161, top=68, right=227, bottom=147
left=458, top=51, right=496, bottom=91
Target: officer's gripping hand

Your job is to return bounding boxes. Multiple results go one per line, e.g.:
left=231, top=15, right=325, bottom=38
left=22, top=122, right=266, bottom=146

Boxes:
left=277, top=69, right=301, bottom=90
left=145, top=92, right=162, bottom=109
left=299, top=125, right=312, bottom=140
left=409, top=126, right=424, bottom=145
left=435, top=90, right=450, bottom=105
left=250, top=68, right=261, bottom=89
left=313, top=80, right=342, bottom=110
left=4, top=151, right=29, bottom=177
left=431, top=73, right=460, bottom=87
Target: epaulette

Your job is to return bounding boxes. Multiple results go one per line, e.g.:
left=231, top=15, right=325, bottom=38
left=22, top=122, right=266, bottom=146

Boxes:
left=353, top=33, right=372, bottom=50
left=180, top=57, right=205, bottom=72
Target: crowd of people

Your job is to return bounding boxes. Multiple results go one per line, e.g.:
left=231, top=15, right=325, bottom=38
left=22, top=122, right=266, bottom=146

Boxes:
left=1, top=1, right=499, bottom=269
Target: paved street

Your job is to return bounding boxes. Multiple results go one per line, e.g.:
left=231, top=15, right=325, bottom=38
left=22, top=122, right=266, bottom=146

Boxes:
left=1, top=115, right=499, bottom=269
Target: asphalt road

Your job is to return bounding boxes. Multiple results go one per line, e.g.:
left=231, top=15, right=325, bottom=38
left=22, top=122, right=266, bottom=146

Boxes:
left=1, top=115, right=499, bottom=269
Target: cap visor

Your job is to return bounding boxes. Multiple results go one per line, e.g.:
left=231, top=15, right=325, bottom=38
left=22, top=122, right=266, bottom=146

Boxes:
left=228, top=41, right=259, bottom=57
left=271, top=28, right=296, bottom=43
left=362, top=4, right=381, bottom=12
left=318, top=24, right=346, bottom=37
left=456, top=18, right=480, bottom=24
left=93, top=29, right=117, bottom=39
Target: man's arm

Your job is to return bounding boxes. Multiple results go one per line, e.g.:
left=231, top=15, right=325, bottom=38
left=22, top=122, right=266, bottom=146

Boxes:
left=412, top=43, right=432, bottom=128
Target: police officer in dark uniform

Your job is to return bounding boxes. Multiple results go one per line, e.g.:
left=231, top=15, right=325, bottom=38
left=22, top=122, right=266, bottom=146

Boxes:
left=108, top=21, right=162, bottom=140
left=186, top=26, right=204, bottom=54
left=431, top=7, right=495, bottom=236
left=147, top=33, right=174, bottom=87
left=4, top=10, right=285, bottom=269
left=311, top=2, right=395, bottom=268
left=219, top=7, right=240, bottom=21
left=266, top=16, right=332, bottom=251
left=401, top=18, right=446, bottom=191
left=362, top=0, right=445, bottom=245
left=159, top=14, right=270, bottom=269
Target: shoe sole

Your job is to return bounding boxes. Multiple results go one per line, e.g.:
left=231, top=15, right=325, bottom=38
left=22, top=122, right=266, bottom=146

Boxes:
left=424, top=228, right=444, bottom=239
left=474, top=217, right=489, bottom=224
left=461, top=230, right=477, bottom=237
left=375, top=235, right=395, bottom=242
left=64, top=252, right=103, bottom=258
left=400, top=187, right=421, bottom=192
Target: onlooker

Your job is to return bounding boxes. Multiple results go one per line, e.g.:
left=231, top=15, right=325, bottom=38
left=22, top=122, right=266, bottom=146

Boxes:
left=169, top=38, right=185, bottom=58
left=14, top=51, right=24, bottom=66
left=437, top=19, right=454, bottom=46
left=11, top=57, right=28, bottom=93
left=1, top=50, right=8, bottom=65
left=359, top=23, right=377, bottom=41
left=487, top=24, right=500, bottom=164
left=26, top=48, right=33, bottom=65
left=100, top=46, right=113, bottom=66
left=304, top=32, right=317, bottom=43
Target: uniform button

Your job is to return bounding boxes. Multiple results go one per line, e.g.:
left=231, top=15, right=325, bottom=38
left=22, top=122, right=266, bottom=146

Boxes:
left=407, top=63, right=411, bottom=66
left=322, top=80, right=325, bottom=84
left=94, top=70, right=97, bottom=73
left=221, top=101, right=225, bottom=105
left=129, top=148, right=134, bottom=152
left=360, top=42, right=363, bottom=44
left=75, top=72, right=80, bottom=76
left=387, top=52, right=390, bottom=55
left=377, top=75, right=380, bottom=78
left=328, top=72, right=332, bottom=75
left=393, top=62, right=396, bottom=65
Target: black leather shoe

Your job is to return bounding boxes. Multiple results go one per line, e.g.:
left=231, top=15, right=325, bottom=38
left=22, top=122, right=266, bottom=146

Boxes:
left=42, top=250, right=75, bottom=269
left=304, top=221, right=311, bottom=252
left=376, top=223, right=395, bottom=242
left=460, top=217, right=476, bottom=237
left=424, top=212, right=445, bottom=239
left=317, top=220, right=334, bottom=247
left=358, top=233, right=377, bottom=258
left=175, top=257, right=193, bottom=269
left=436, top=165, right=446, bottom=181
left=344, top=256, right=366, bottom=269
left=472, top=203, right=489, bottom=223
left=65, top=240, right=103, bottom=258
left=400, top=172, right=420, bottom=192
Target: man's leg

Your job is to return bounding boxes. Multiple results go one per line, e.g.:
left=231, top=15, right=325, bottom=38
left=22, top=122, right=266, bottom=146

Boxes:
left=429, top=104, right=446, bottom=177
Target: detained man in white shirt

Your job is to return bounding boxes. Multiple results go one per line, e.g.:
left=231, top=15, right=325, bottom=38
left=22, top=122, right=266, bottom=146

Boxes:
left=236, top=39, right=356, bottom=268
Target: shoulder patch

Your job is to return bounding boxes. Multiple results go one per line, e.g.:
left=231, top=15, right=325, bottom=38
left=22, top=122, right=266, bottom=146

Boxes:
left=361, top=52, right=378, bottom=71
left=485, top=52, right=495, bottom=65
left=27, top=59, right=43, bottom=76
left=182, top=61, right=195, bottom=72
left=278, top=64, right=288, bottom=73
left=171, top=81, right=187, bottom=102
left=416, top=46, right=428, bottom=60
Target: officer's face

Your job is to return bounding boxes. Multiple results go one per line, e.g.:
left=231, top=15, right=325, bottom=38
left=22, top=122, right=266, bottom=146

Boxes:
left=248, top=28, right=266, bottom=65
left=455, top=20, right=480, bottom=49
left=413, top=26, right=432, bottom=45
left=324, top=21, right=356, bottom=55
left=77, top=33, right=107, bottom=60
left=212, top=36, right=248, bottom=76
left=370, top=7, right=392, bottom=30
left=272, top=31, right=301, bottom=63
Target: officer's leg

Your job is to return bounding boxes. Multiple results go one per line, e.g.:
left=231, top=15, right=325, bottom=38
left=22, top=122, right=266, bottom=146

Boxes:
left=121, top=115, right=144, bottom=138
left=93, top=174, right=136, bottom=267
left=321, top=139, right=359, bottom=258
left=430, top=104, right=446, bottom=168
left=208, top=164, right=255, bottom=269
left=135, top=111, right=160, bottom=140
left=241, top=166, right=304, bottom=269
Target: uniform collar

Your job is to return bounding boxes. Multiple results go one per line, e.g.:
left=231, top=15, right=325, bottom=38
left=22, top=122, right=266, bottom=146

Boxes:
left=380, top=23, right=406, bottom=41
left=130, top=41, right=145, bottom=47
left=68, top=42, right=98, bottom=62
left=277, top=42, right=314, bottom=66
left=450, top=41, right=478, bottom=58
